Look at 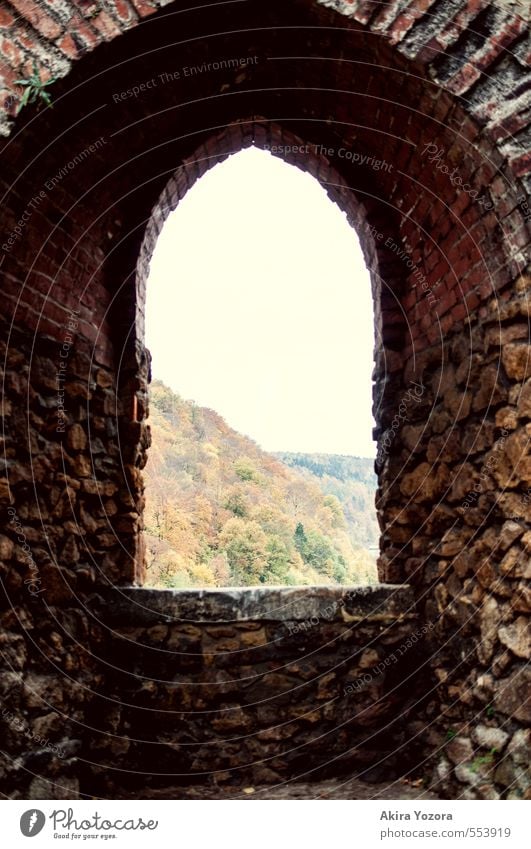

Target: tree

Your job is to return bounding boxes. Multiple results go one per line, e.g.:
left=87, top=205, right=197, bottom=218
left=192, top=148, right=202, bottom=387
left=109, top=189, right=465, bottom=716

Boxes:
left=210, top=552, right=231, bottom=585
left=286, top=480, right=311, bottom=517
left=188, top=562, right=216, bottom=586
left=219, top=518, right=268, bottom=585
left=302, top=530, right=338, bottom=576
left=294, top=522, right=307, bottom=556
left=322, top=494, right=345, bottom=529
left=223, top=487, right=248, bottom=518
left=265, top=536, right=292, bottom=584
left=234, top=456, right=260, bottom=483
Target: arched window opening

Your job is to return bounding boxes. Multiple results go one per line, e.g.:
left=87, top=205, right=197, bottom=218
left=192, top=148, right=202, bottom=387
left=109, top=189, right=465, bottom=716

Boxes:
left=144, top=147, right=379, bottom=588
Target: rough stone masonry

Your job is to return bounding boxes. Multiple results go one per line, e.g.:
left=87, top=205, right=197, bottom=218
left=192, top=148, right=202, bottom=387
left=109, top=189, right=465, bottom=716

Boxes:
left=0, top=0, right=529, bottom=799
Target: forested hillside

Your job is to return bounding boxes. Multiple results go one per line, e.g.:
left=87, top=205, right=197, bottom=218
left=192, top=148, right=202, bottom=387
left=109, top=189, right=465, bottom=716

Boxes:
left=275, top=453, right=379, bottom=550
left=144, top=380, right=378, bottom=588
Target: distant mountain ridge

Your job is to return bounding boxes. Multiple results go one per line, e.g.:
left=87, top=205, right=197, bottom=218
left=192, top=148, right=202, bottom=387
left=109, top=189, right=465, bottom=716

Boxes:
left=275, top=453, right=379, bottom=550
left=276, top=453, right=376, bottom=483
left=144, top=380, right=378, bottom=588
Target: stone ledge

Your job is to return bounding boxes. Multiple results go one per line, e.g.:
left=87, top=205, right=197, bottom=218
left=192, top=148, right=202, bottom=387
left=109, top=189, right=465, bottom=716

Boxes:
left=98, top=584, right=416, bottom=624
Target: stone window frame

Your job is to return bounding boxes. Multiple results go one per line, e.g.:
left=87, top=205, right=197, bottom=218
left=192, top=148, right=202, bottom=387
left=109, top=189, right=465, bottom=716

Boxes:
left=131, top=117, right=412, bottom=585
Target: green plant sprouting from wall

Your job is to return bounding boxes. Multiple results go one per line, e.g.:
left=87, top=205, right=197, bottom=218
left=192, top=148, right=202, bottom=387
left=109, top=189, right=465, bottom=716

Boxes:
left=15, top=62, right=57, bottom=113
left=470, top=748, right=499, bottom=774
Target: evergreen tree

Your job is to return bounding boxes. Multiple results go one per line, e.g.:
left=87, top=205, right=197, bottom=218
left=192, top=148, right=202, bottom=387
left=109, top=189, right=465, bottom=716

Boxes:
left=294, top=522, right=307, bottom=556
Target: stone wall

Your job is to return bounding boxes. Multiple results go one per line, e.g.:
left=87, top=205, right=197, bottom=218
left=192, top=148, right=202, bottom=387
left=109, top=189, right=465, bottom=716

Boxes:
left=305, top=0, right=531, bottom=801
left=0, top=311, right=140, bottom=798
left=0, top=0, right=529, bottom=800
left=82, top=586, right=428, bottom=798
left=379, top=273, right=531, bottom=800
left=0, top=583, right=426, bottom=799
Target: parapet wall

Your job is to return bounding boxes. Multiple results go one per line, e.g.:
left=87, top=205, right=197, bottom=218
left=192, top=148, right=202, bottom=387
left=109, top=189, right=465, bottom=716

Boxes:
left=82, top=585, right=429, bottom=798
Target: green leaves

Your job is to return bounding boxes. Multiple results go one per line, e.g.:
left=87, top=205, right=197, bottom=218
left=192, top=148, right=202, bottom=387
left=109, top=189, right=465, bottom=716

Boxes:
left=15, top=61, right=57, bottom=113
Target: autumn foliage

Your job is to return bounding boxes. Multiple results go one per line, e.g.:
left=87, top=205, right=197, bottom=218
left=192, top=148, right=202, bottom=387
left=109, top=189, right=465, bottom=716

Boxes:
left=144, top=380, right=378, bottom=587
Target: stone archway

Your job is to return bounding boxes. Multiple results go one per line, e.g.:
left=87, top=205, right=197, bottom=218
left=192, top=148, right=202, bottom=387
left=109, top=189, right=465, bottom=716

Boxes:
left=135, top=116, right=411, bottom=579
left=0, top=0, right=529, bottom=799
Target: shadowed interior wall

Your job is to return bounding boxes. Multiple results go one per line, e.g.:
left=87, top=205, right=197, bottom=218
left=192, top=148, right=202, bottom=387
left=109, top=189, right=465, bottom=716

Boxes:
left=84, top=586, right=426, bottom=796
left=0, top=0, right=529, bottom=799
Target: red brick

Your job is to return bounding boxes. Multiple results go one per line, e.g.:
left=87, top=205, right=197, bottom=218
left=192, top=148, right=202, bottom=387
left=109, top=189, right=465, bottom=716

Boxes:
left=464, top=291, right=481, bottom=311
left=372, top=0, right=409, bottom=33
left=350, top=0, right=378, bottom=26
left=424, top=249, right=439, bottom=274
left=0, top=87, right=17, bottom=114
left=460, top=114, right=482, bottom=144
left=130, top=0, right=157, bottom=19
left=0, top=7, right=15, bottom=28
left=385, top=0, right=438, bottom=46
left=430, top=259, right=451, bottom=285
left=451, top=190, right=472, bottom=219
left=432, top=213, right=453, bottom=242
left=450, top=253, right=479, bottom=281
left=489, top=174, right=506, bottom=200
left=445, top=63, right=481, bottom=97
left=402, top=290, right=417, bottom=311
left=0, top=58, right=22, bottom=91
left=484, top=261, right=513, bottom=294
left=426, top=324, right=439, bottom=345
left=414, top=36, right=444, bottom=64
left=90, top=11, right=122, bottom=42
left=414, top=296, right=432, bottom=319
left=473, top=18, right=528, bottom=73
left=56, top=33, right=81, bottom=60
left=432, top=91, right=454, bottom=124
left=468, top=213, right=498, bottom=248
left=472, top=160, right=497, bottom=187
left=8, top=0, right=62, bottom=39
left=66, top=15, right=100, bottom=50
left=451, top=302, right=467, bottom=323
left=440, top=313, right=454, bottom=335
left=435, top=289, right=457, bottom=317
left=488, top=108, right=531, bottom=143
left=503, top=207, right=526, bottom=236
left=414, top=193, right=435, bottom=223
left=459, top=203, right=481, bottom=231
left=460, top=262, right=490, bottom=294
left=0, top=34, right=25, bottom=70
left=477, top=279, right=494, bottom=300
left=433, top=0, right=489, bottom=52
left=12, top=26, right=50, bottom=58
left=109, top=0, right=138, bottom=25
left=509, top=151, right=531, bottom=179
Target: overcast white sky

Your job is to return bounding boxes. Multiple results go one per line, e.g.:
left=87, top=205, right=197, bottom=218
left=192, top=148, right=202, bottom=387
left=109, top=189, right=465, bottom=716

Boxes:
left=145, top=146, right=376, bottom=458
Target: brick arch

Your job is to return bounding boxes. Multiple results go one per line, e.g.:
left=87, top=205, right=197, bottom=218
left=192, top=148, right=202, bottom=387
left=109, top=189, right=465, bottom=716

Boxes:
left=0, top=0, right=530, bottom=799
left=134, top=119, right=415, bottom=581
left=0, top=1, right=529, bottom=170
left=135, top=115, right=410, bottom=400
